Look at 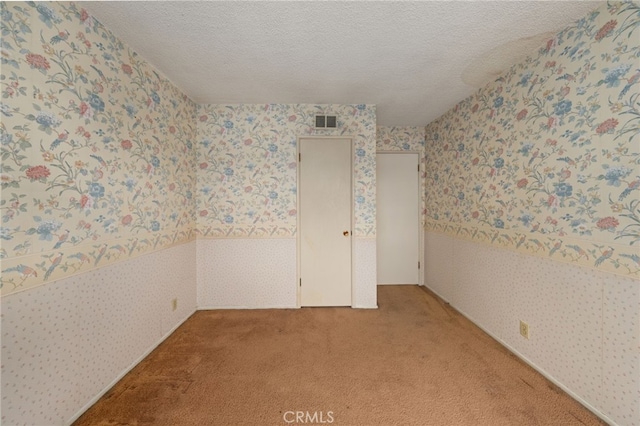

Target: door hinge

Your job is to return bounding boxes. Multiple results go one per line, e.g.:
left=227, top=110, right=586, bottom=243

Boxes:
left=418, top=261, right=421, bottom=269
left=299, top=153, right=301, bottom=162
left=418, top=164, right=420, bottom=172
left=299, top=278, right=302, bottom=287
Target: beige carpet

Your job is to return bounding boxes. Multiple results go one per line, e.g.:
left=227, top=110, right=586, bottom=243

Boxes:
left=74, top=285, right=604, bottom=425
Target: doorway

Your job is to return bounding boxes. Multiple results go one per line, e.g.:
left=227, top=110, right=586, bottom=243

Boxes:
left=376, top=152, right=420, bottom=285
left=298, top=137, right=353, bottom=306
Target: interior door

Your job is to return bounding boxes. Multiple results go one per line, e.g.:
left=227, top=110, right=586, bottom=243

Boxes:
left=376, top=152, right=420, bottom=285
left=299, top=138, right=352, bottom=306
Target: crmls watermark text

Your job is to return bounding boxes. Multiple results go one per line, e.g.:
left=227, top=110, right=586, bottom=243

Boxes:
left=283, top=411, right=334, bottom=424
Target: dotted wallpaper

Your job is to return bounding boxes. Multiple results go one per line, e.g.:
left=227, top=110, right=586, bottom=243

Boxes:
left=197, top=238, right=297, bottom=308
left=424, top=230, right=639, bottom=426
left=1, top=241, right=197, bottom=425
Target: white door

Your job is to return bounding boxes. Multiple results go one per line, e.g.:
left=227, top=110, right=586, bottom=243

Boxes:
left=299, top=138, right=352, bottom=306
left=376, top=153, right=420, bottom=285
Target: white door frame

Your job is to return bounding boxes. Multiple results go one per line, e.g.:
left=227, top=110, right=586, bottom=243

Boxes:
left=376, top=150, right=424, bottom=286
left=297, top=136, right=355, bottom=307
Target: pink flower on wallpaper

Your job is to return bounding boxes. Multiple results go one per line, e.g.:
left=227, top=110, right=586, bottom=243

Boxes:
left=471, top=211, right=479, bottom=219
left=120, top=139, right=132, bottom=150
left=597, top=216, right=619, bottom=230
left=244, top=139, right=253, bottom=146
left=121, top=215, right=132, bottom=225
left=199, top=115, right=208, bottom=122
left=80, top=8, right=90, bottom=23
left=516, top=109, right=528, bottom=120
left=199, top=210, right=208, bottom=217
left=168, top=183, right=176, bottom=191
left=288, top=115, right=297, bottom=122
left=199, top=162, right=208, bottom=169
left=517, top=178, right=528, bottom=188
left=25, top=53, right=50, bottom=71
left=596, top=118, right=619, bottom=134
left=595, top=20, right=617, bottom=41
left=80, top=194, right=92, bottom=209
left=472, top=157, right=480, bottom=166
left=121, top=64, right=133, bottom=75
left=169, top=126, right=176, bottom=134
left=79, top=102, right=92, bottom=118
left=471, top=104, right=479, bottom=113
left=25, top=165, right=50, bottom=180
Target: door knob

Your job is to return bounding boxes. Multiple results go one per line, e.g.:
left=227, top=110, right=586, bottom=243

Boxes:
left=343, top=231, right=350, bottom=236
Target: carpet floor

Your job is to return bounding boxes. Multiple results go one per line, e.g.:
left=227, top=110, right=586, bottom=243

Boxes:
left=74, top=285, right=604, bottom=425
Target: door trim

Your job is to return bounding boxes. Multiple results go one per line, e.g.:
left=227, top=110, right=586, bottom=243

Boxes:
left=376, top=151, right=424, bottom=286
left=297, top=136, right=355, bottom=307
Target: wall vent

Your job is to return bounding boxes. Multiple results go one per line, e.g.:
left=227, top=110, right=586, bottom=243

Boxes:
left=315, top=115, right=337, bottom=129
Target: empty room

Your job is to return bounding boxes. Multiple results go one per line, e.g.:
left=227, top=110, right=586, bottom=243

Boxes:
left=1, top=1, right=638, bottom=425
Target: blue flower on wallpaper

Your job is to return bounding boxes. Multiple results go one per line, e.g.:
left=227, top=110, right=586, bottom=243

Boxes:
left=494, top=158, right=505, bottom=168
left=519, top=214, right=535, bottom=226
left=88, top=182, right=105, bottom=198
left=602, top=165, right=631, bottom=186
left=201, top=139, right=212, bottom=148
left=224, top=215, right=234, bottom=224
left=356, top=196, right=365, bottom=204
left=403, top=143, right=411, bottom=150
left=554, top=182, right=573, bottom=197
left=35, top=111, right=61, bottom=129
left=518, top=143, right=534, bottom=156
left=600, top=64, right=632, bottom=88
left=88, top=94, right=105, bottom=112
left=150, top=156, right=160, bottom=167
left=224, top=120, right=234, bottom=129
left=554, top=100, right=572, bottom=115
left=494, top=97, right=504, bottom=108
left=268, top=191, right=278, bottom=200
left=185, top=190, right=192, bottom=200
left=124, top=178, right=136, bottom=191
left=124, top=104, right=137, bottom=118
left=224, top=167, right=234, bottom=177
left=517, top=72, right=532, bottom=86
left=268, top=144, right=278, bottom=153
left=150, top=221, right=160, bottom=231
left=357, top=104, right=366, bottom=111
left=356, top=148, right=366, bottom=157
left=494, top=218, right=505, bottom=229
left=186, top=141, right=193, bottom=150
left=0, top=103, right=12, bottom=117
left=457, top=192, right=464, bottom=200
left=150, top=91, right=160, bottom=104
left=36, top=220, right=62, bottom=241
left=34, top=3, right=61, bottom=27
left=457, top=143, right=465, bottom=152
left=1, top=7, right=13, bottom=22
left=0, top=227, right=11, bottom=240
left=1, top=132, right=12, bottom=146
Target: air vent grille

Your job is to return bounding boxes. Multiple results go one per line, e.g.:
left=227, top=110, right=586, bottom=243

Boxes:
left=315, top=115, right=337, bottom=129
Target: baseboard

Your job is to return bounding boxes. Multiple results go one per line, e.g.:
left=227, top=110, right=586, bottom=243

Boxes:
left=422, top=283, right=617, bottom=426
left=65, top=308, right=197, bottom=425
left=198, top=305, right=298, bottom=310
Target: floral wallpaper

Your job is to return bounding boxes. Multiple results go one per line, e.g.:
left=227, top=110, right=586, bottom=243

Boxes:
left=376, top=126, right=427, bottom=226
left=425, top=1, right=640, bottom=278
left=0, top=2, right=198, bottom=296
left=197, top=104, right=377, bottom=238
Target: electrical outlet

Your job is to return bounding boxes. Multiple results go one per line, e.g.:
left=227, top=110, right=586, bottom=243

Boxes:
left=172, top=298, right=178, bottom=311
left=519, top=320, right=529, bottom=339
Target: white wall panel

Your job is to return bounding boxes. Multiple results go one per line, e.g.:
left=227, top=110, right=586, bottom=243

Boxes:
left=197, top=238, right=297, bottom=309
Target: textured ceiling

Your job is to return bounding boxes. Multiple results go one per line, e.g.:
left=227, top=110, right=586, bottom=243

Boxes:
left=82, top=1, right=602, bottom=126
